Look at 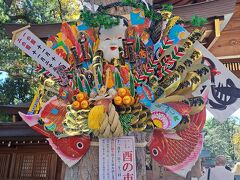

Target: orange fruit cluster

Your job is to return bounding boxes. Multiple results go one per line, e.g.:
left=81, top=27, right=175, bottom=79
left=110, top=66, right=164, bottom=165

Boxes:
left=72, top=92, right=89, bottom=110
left=114, top=88, right=135, bottom=106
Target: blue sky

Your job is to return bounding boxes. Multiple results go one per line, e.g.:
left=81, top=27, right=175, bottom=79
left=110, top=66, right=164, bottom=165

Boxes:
left=207, top=109, right=240, bottom=120
left=0, top=71, right=8, bottom=83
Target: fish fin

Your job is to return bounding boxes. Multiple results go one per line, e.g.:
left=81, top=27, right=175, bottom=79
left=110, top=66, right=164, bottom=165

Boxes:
left=18, top=112, right=40, bottom=127
left=39, top=96, right=58, bottom=116
left=47, top=138, right=81, bottom=167
left=164, top=132, right=183, bottom=140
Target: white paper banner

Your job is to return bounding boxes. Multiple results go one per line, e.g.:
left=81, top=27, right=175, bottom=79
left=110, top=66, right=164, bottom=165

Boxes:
left=194, top=41, right=240, bottom=122
left=14, top=29, right=70, bottom=78
left=99, top=136, right=136, bottom=180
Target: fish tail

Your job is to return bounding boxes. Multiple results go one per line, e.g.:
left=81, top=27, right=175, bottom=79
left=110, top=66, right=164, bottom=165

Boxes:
left=18, top=112, right=40, bottom=127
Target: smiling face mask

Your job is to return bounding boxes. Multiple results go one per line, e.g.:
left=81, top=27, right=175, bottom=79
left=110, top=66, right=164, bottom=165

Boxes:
left=98, top=18, right=128, bottom=62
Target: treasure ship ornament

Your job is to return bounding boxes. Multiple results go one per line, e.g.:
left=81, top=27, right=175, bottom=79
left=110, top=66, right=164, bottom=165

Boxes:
left=17, top=0, right=211, bottom=173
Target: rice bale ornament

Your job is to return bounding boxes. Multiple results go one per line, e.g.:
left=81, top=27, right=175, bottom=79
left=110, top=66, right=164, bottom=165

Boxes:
left=16, top=0, right=210, bottom=173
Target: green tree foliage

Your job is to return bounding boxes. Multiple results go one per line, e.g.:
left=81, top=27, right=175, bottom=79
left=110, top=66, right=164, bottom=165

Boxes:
left=0, top=78, right=35, bottom=104
left=0, top=0, right=80, bottom=108
left=204, top=117, right=240, bottom=166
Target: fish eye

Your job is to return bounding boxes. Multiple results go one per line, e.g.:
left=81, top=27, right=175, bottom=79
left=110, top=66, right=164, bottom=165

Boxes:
left=77, top=142, right=84, bottom=149
left=152, top=148, right=159, bottom=156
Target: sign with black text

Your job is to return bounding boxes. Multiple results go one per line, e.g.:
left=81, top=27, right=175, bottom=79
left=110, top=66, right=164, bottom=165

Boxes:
left=99, top=136, right=136, bottom=180
left=193, top=41, right=240, bottom=122
left=14, top=29, right=70, bottom=78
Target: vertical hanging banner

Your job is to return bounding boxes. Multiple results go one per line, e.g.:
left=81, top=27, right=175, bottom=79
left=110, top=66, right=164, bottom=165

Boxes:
left=13, top=29, right=70, bottom=78
left=99, top=136, right=136, bottom=180
left=193, top=41, right=240, bottom=122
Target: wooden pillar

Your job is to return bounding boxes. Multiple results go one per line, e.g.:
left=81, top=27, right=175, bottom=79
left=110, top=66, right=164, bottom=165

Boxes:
left=64, top=146, right=99, bottom=180
left=152, top=160, right=163, bottom=180
left=133, top=132, right=147, bottom=180
left=64, top=133, right=147, bottom=180
left=12, top=115, right=16, bottom=123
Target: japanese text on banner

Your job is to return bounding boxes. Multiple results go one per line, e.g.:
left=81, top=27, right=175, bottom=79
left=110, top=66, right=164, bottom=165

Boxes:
left=99, top=136, right=136, bottom=180
left=14, top=29, right=70, bottom=78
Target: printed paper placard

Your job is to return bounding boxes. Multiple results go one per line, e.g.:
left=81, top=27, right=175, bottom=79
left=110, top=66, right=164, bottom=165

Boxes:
left=14, top=29, right=70, bottom=78
left=193, top=41, right=240, bottom=122
left=99, top=136, right=136, bottom=180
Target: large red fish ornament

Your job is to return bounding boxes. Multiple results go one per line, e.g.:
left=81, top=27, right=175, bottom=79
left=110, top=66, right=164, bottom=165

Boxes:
left=148, top=122, right=203, bottom=172
left=190, top=107, right=206, bottom=132
left=19, top=96, right=90, bottom=167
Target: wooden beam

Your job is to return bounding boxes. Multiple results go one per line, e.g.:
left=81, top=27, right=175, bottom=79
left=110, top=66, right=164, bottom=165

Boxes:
left=11, top=25, right=30, bottom=44
left=206, top=18, right=221, bottom=49
left=210, top=3, right=240, bottom=56
left=215, top=18, right=221, bottom=37
left=3, top=23, right=62, bottom=40
left=0, top=105, right=29, bottom=115
left=0, top=122, right=43, bottom=138
left=154, top=0, right=236, bottom=21
left=217, top=55, right=240, bottom=59
left=210, top=30, right=240, bottom=57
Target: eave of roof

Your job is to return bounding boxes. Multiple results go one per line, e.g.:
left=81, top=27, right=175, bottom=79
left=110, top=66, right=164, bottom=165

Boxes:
left=0, top=121, right=43, bottom=138
left=0, top=104, right=29, bottom=114
left=3, top=0, right=236, bottom=40
left=3, top=23, right=61, bottom=40
left=154, top=0, right=237, bottom=21
left=3, top=18, right=218, bottom=41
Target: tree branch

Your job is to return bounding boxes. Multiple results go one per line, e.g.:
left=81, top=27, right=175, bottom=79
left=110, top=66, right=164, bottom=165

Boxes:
left=8, top=14, right=34, bottom=23
left=57, top=0, right=63, bottom=21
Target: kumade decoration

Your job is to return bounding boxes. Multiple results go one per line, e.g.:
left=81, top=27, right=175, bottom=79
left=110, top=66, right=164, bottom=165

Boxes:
left=15, top=1, right=211, bottom=173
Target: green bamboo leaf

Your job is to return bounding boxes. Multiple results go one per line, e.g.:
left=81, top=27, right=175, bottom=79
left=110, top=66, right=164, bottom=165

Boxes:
left=130, top=71, right=135, bottom=97
left=119, top=114, right=133, bottom=134
left=114, top=71, right=118, bottom=88
left=82, top=75, right=91, bottom=96
left=88, top=45, right=93, bottom=62
left=135, top=36, right=140, bottom=53
left=97, top=67, right=102, bottom=86
left=77, top=76, right=84, bottom=92
left=115, top=70, right=123, bottom=88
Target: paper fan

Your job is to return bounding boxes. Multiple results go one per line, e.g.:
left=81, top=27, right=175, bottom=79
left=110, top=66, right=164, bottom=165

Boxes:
left=150, top=103, right=182, bottom=129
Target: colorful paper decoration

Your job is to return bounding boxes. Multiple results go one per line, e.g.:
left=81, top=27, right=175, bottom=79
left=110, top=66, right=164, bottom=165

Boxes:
left=13, top=2, right=215, bottom=173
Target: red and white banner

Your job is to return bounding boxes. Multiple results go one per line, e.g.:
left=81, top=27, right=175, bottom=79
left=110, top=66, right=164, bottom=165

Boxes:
left=14, top=29, right=70, bottom=78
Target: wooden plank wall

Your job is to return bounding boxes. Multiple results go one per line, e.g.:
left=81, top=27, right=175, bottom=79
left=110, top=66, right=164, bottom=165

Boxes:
left=222, top=59, right=240, bottom=78
left=0, top=144, right=63, bottom=180
left=210, top=3, right=240, bottom=57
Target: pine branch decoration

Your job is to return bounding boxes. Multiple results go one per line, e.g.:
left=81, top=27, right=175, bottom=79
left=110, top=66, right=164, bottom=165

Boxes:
left=190, top=15, right=208, bottom=27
